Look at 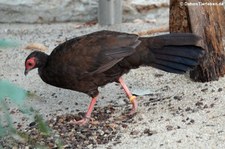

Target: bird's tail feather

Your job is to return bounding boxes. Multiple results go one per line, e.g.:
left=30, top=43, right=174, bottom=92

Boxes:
left=142, top=33, right=205, bottom=74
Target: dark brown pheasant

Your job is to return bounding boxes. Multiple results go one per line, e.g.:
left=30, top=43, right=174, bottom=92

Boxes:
left=25, top=30, right=204, bottom=125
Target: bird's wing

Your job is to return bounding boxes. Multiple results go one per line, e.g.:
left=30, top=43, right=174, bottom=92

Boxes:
left=49, top=30, right=140, bottom=78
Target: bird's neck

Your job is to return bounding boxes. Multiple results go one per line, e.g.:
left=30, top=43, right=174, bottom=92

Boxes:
left=37, top=52, right=49, bottom=69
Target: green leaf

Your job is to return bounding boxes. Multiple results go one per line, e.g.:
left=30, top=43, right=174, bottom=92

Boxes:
left=35, top=113, right=50, bottom=136
left=0, top=80, right=27, bottom=105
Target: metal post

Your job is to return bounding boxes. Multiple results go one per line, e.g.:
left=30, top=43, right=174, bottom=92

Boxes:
left=98, top=0, right=122, bottom=26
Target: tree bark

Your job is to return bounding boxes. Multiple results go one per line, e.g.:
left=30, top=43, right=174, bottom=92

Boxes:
left=169, top=0, right=225, bottom=82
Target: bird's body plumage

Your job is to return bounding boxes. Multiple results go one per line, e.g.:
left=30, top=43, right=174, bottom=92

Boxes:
left=37, top=31, right=142, bottom=97
left=30, top=30, right=203, bottom=97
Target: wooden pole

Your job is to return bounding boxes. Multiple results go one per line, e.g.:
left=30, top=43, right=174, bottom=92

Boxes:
left=98, top=0, right=122, bottom=25
left=170, top=0, right=225, bottom=82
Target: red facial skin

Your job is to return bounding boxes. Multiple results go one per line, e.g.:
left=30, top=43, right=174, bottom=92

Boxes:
left=25, top=57, right=36, bottom=75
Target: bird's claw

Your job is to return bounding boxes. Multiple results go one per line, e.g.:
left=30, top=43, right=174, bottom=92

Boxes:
left=128, top=97, right=138, bottom=116
left=128, top=108, right=136, bottom=116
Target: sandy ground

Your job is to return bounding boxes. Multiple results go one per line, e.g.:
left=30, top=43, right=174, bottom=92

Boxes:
left=1, top=20, right=225, bottom=148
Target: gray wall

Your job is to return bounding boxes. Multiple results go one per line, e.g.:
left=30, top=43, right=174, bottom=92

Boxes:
left=0, top=0, right=169, bottom=23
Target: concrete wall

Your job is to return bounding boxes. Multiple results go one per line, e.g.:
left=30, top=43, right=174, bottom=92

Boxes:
left=0, top=0, right=169, bottom=23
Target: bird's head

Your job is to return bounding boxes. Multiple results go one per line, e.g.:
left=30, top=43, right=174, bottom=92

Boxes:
left=24, top=51, right=48, bottom=75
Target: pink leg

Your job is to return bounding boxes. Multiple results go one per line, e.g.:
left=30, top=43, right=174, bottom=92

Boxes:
left=70, top=96, right=97, bottom=125
left=118, top=77, right=138, bottom=115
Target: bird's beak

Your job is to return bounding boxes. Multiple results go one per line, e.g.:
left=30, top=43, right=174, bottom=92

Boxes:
left=24, top=69, right=29, bottom=76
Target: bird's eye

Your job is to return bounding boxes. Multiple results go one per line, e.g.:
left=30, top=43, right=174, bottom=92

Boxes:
left=28, top=63, right=32, bottom=66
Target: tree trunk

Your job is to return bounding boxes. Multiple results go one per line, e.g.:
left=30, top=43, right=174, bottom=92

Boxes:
left=169, top=0, right=225, bottom=82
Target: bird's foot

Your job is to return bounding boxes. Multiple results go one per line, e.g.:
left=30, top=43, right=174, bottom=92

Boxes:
left=69, top=96, right=97, bottom=126
left=128, top=107, right=137, bottom=116
left=69, top=116, right=93, bottom=126
left=128, top=96, right=138, bottom=115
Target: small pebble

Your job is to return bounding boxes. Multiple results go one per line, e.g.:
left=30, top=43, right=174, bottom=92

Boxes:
left=218, top=88, right=223, bottom=92
left=143, top=128, right=156, bottom=136
left=173, top=96, right=182, bottom=101
left=210, top=103, right=215, bottom=108
left=195, top=101, right=204, bottom=107
left=29, top=121, right=36, bottom=127
left=130, top=130, right=139, bottom=136
left=201, top=88, right=208, bottom=92
left=185, top=107, right=191, bottom=112
left=166, top=125, right=173, bottom=131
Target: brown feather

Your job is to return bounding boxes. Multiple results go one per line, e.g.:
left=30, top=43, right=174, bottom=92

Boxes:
left=25, top=30, right=204, bottom=97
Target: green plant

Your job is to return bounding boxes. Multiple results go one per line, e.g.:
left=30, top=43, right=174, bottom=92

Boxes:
left=0, top=39, right=53, bottom=148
